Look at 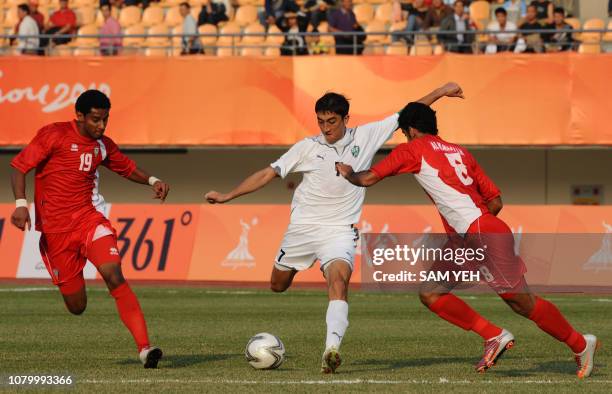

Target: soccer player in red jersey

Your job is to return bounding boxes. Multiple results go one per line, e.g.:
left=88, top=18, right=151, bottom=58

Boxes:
left=9, top=90, right=169, bottom=368
left=336, top=102, right=599, bottom=378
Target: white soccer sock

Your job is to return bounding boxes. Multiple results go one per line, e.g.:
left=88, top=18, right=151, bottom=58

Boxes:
left=325, top=300, right=349, bottom=350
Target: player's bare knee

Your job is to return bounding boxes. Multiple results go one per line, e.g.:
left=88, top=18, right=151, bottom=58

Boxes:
left=66, top=300, right=87, bottom=315
left=270, top=281, right=289, bottom=293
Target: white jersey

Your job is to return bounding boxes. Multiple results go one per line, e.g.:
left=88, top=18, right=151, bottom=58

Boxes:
left=271, top=113, right=399, bottom=226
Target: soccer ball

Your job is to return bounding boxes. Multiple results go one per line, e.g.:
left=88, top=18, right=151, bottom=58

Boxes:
left=245, top=333, right=285, bottom=369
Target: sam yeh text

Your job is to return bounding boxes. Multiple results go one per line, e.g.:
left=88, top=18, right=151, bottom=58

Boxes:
left=373, top=270, right=481, bottom=283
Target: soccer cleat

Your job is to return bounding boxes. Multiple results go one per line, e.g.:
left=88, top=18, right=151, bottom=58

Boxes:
left=139, top=346, right=163, bottom=369
left=575, top=334, right=599, bottom=379
left=475, top=329, right=515, bottom=373
left=320, top=346, right=342, bottom=374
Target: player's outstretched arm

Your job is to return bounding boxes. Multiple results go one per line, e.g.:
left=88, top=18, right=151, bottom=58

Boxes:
left=417, top=82, right=465, bottom=106
left=205, top=166, right=279, bottom=204
left=335, top=163, right=381, bottom=187
left=10, top=168, right=31, bottom=231
left=127, top=167, right=170, bottom=202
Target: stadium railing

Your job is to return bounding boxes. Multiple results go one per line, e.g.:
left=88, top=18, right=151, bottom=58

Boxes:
left=1, top=27, right=610, bottom=56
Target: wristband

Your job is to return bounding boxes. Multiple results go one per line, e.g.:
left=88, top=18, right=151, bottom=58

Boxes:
left=16, top=199, right=28, bottom=208
left=148, top=176, right=161, bottom=186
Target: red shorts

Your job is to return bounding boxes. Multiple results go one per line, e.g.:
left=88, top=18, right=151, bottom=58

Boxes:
left=39, top=221, right=121, bottom=295
left=426, top=214, right=527, bottom=294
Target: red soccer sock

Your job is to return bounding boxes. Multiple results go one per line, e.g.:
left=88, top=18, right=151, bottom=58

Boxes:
left=110, top=282, right=150, bottom=353
left=429, top=294, right=502, bottom=340
left=528, top=296, right=586, bottom=353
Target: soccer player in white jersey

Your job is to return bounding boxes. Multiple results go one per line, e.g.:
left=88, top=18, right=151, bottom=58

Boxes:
left=205, top=83, right=464, bottom=373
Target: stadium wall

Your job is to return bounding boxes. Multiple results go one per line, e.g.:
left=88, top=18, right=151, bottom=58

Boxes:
left=1, top=148, right=611, bottom=205
left=0, top=204, right=611, bottom=286
left=1, top=54, right=611, bottom=146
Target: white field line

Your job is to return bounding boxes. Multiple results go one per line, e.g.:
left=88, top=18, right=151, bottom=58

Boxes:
left=80, top=378, right=612, bottom=385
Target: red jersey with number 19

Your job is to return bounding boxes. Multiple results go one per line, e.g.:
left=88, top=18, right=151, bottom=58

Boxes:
left=11, top=121, right=136, bottom=234
left=371, top=135, right=500, bottom=234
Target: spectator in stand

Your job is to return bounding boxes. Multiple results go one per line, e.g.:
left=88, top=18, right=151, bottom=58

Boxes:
left=280, top=11, right=309, bottom=55
left=311, top=0, right=335, bottom=28
left=180, top=2, right=202, bottom=54
left=262, top=0, right=290, bottom=28
left=530, top=0, right=553, bottom=24
left=423, top=0, right=453, bottom=30
left=197, top=0, right=229, bottom=26
left=503, top=0, right=526, bottom=25
left=439, top=0, right=474, bottom=53
left=518, top=4, right=543, bottom=52
left=544, top=6, right=573, bottom=51
left=486, top=7, right=517, bottom=53
left=281, top=0, right=316, bottom=32
left=15, top=3, right=40, bottom=55
left=328, top=0, right=364, bottom=55
left=99, top=3, right=122, bottom=56
left=28, top=1, right=45, bottom=32
left=41, top=0, right=77, bottom=47
left=392, top=0, right=430, bottom=43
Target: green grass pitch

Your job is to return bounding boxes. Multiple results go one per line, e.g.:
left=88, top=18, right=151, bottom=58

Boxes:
left=0, top=284, right=610, bottom=393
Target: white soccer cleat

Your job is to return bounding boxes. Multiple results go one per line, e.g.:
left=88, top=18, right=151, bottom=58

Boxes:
left=139, top=346, right=163, bottom=369
left=321, top=346, right=342, bottom=374
left=475, top=329, right=515, bottom=373
left=575, top=334, right=599, bottom=379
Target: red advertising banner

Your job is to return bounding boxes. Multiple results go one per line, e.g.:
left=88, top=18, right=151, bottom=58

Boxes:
left=1, top=54, right=611, bottom=147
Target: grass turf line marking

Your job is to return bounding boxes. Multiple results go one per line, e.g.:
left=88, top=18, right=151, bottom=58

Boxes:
left=80, top=378, right=612, bottom=385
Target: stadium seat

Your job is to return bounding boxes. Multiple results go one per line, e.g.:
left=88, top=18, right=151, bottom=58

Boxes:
left=581, top=18, right=605, bottom=43
left=198, top=23, right=217, bottom=45
left=73, top=23, right=99, bottom=47
left=216, top=46, right=235, bottom=56
left=141, top=5, right=164, bottom=28
left=365, top=20, right=387, bottom=43
left=264, top=46, right=280, bottom=56
left=118, top=6, right=141, bottom=28
left=433, top=44, right=444, bottom=55
left=410, top=41, right=433, bottom=55
left=145, top=23, right=170, bottom=45
left=123, top=24, right=146, bottom=48
left=365, top=0, right=386, bottom=4
left=241, top=22, right=265, bottom=44
left=374, top=3, right=393, bottom=24
left=51, top=44, right=74, bottom=56
left=145, top=47, right=168, bottom=56
left=218, top=22, right=241, bottom=45
left=603, top=21, right=612, bottom=42
left=75, top=6, right=96, bottom=26
left=564, top=17, right=581, bottom=41
left=235, top=0, right=254, bottom=5
left=171, top=25, right=184, bottom=56
left=264, top=24, right=284, bottom=45
left=240, top=46, right=263, bottom=56
left=315, top=21, right=334, bottom=45
left=234, top=5, right=257, bottom=27
left=74, top=46, right=97, bottom=56
left=164, top=6, right=184, bottom=28
left=163, top=0, right=183, bottom=7
left=2, top=7, right=18, bottom=29
left=469, top=1, right=490, bottom=27
left=386, top=41, right=408, bottom=55
left=578, top=43, right=601, bottom=54
left=190, top=6, right=201, bottom=22
left=74, top=0, right=96, bottom=7
left=353, top=4, right=374, bottom=25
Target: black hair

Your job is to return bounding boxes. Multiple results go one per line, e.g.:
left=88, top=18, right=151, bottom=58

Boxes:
left=495, top=7, right=507, bottom=16
left=398, top=102, right=438, bottom=135
left=75, top=90, right=111, bottom=115
left=315, top=92, right=350, bottom=117
left=454, top=0, right=464, bottom=7
left=180, top=1, right=190, bottom=8
left=100, top=1, right=111, bottom=9
left=17, top=3, right=30, bottom=13
left=553, top=6, right=565, bottom=16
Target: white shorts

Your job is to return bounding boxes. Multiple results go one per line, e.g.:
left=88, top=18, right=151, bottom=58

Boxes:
left=274, top=224, right=359, bottom=272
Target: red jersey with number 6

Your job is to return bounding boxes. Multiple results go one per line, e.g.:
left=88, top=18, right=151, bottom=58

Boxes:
left=371, top=135, right=500, bottom=234
left=11, top=121, right=136, bottom=233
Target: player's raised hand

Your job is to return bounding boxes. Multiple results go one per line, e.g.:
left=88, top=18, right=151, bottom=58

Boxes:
left=335, top=162, right=354, bottom=178
left=152, top=181, right=170, bottom=202
left=441, top=82, right=465, bottom=99
left=205, top=191, right=231, bottom=204
left=11, top=207, right=31, bottom=231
